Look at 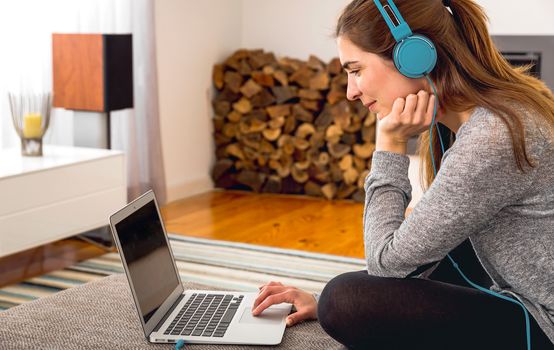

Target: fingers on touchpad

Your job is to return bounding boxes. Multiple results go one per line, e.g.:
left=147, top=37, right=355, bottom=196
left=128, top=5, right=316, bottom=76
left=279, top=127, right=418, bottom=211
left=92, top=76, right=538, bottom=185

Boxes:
left=239, top=307, right=287, bottom=325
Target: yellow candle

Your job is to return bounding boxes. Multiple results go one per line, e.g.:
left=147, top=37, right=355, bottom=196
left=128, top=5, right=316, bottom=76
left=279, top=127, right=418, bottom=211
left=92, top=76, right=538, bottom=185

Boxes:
left=22, top=113, right=43, bottom=139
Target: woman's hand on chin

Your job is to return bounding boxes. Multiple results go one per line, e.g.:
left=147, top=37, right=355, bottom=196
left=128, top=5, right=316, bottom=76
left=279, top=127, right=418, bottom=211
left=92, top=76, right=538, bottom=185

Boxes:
left=376, top=90, right=437, bottom=154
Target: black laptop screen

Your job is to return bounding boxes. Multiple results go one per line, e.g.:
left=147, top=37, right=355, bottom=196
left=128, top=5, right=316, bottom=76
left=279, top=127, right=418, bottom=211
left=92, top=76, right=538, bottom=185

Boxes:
left=115, top=200, right=180, bottom=324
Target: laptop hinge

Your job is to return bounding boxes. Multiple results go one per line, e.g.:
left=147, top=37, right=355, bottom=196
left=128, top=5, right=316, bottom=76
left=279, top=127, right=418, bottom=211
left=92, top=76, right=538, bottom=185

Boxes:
left=152, top=293, right=185, bottom=333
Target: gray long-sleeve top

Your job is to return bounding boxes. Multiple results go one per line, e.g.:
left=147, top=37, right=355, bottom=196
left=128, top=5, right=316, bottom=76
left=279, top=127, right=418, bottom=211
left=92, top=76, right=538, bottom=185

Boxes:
left=364, top=106, right=554, bottom=343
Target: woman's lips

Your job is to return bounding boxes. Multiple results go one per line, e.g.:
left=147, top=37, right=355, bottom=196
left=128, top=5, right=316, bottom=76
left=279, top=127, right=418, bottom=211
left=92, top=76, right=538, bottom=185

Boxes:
left=366, top=101, right=376, bottom=112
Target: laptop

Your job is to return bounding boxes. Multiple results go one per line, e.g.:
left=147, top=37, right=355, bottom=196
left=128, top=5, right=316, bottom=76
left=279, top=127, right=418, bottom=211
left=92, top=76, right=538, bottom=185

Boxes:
left=109, top=190, right=292, bottom=345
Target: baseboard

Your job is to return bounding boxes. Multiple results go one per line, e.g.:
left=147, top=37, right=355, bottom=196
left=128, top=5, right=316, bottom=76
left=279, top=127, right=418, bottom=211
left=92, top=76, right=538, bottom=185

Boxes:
left=166, top=176, right=213, bottom=203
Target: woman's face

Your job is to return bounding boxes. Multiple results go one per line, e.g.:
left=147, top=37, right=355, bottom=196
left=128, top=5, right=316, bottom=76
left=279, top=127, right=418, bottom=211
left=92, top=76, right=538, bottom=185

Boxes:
left=337, top=36, right=428, bottom=117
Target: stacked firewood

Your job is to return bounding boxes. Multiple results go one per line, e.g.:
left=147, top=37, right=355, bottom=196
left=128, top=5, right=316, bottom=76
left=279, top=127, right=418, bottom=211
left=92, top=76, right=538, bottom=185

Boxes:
left=211, top=49, right=376, bottom=202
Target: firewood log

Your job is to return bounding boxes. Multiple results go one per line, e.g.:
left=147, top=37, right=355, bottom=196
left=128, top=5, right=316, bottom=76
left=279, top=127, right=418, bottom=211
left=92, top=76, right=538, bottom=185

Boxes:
left=233, top=97, right=252, bottom=114
left=314, top=106, right=333, bottom=129
left=227, top=110, right=242, bottom=123
left=343, top=167, right=359, bottom=185
left=283, top=115, right=297, bottom=134
left=341, top=132, right=357, bottom=145
left=293, top=137, right=310, bottom=151
left=289, top=66, right=313, bottom=88
left=213, top=64, right=224, bottom=89
left=224, top=71, right=243, bottom=93
left=358, top=170, right=370, bottom=189
left=325, top=124, right=343, bottom=144
left=268, top=116, right=285, bottom=129
left=278, top=135, right=295, bottom=155
left=291, top=165, right=309, bottom=183
left=361, top=125, right=376, bottom=143
left=322, top=183, right=337, bottom=200
left=262, top=128, right=281, bottom=141
left=237, top=170, right=265, bottom=192
left=337, top=183, right=357, bottom=199
left=300, top=99, right=319, bottom=112
left=212, top=159, right=234, bottom=180
left=263, top=175, right=282, bottom=193
left=226, top=143, right=245, bottom=160
left=251, top=71, right=275, bottom=88
left=304, top=181, right=323, bottom=197
left=309, top=71, right=330, bottom=90
left=328, top=142, right=351, bottom=159
left=292, top=104, right=314, bottom=123
left=271, top=86, right=297, bottom=104
left=307, top=55, right=325, bottom=71
left=251, top=89, right=276, bottom=108
left=240, top=79, right=262, bottom=98
left=266, top=104, right=291, bottom=118
left=239, top=118, right=266, bottom=134
left=298, top=89, right=322, bottom=100
left=214, top=101, right=231, bottom=117
left=326, top=57, right=342, bottom=76
left=353, top=143, right=376, bottom=159
left=222, top=123, right=238, bottom=138
left=295, top=123, right=316, bottom=139
left=339, top=154, right=353, bottom=171
left=273, top=70, right=288, bottom=86
left=353, top=156, right=367, bottom=173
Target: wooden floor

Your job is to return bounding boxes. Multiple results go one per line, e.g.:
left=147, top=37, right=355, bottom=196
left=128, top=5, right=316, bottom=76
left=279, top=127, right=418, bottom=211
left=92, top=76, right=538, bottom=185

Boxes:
left=0, top=190, right=365, bottom=287
left=161, top=190, right=365, bottom=257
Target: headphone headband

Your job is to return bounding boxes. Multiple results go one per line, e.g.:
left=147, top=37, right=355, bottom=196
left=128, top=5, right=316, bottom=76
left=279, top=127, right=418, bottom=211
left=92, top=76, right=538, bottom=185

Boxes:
left=373, top=0, right=412, bottom=42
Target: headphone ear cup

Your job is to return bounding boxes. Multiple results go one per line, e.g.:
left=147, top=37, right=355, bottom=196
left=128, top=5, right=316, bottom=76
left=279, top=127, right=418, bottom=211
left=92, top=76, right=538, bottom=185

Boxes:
left=393, top=34, right=437, bottom=78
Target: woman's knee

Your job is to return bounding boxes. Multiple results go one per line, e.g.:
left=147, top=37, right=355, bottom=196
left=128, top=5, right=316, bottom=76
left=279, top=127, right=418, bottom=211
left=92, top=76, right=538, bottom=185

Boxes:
left=317, top=271, right=372, bottom=333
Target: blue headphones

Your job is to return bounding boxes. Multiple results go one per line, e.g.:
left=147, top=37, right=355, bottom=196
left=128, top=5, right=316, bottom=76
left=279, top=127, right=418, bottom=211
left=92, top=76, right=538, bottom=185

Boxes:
left=373, top=0, right=437, bottom=78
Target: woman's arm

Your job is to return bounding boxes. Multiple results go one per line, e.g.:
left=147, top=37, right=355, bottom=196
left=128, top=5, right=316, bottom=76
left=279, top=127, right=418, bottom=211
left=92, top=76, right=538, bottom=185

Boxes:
left=363, top=111, right=537, bottom=278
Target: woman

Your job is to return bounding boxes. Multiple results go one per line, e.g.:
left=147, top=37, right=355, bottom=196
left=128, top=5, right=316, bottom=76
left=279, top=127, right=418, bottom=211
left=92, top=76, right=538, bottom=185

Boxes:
left=251, top=0, right=554, bottom=349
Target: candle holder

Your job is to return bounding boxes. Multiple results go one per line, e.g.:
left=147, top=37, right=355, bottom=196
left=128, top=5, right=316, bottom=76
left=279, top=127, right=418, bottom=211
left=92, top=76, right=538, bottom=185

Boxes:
left=8, top=92, right=52, bottom=156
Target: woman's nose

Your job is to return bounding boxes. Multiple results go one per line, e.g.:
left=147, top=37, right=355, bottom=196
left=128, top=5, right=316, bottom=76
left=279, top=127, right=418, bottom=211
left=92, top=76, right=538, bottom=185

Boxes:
left=346, top=77, right=361, bottom=101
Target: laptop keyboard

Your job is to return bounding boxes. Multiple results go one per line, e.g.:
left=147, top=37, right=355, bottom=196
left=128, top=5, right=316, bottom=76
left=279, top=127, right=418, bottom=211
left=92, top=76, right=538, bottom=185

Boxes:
left=164, top=293, right=244, bottom=337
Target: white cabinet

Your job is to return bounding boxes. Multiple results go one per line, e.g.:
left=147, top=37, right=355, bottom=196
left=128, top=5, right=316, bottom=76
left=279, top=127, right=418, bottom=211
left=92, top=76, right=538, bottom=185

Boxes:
left=0, top=146, right=126, bottom=257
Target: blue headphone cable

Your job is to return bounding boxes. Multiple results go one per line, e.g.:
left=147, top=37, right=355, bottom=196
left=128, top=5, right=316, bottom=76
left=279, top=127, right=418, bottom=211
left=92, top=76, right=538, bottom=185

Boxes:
left=424, top=75, right=531, bottom=350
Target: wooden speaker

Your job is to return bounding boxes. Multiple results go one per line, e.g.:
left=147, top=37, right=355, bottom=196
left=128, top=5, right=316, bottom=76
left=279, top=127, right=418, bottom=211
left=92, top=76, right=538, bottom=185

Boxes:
left=52, top=33, right=133, bottom=112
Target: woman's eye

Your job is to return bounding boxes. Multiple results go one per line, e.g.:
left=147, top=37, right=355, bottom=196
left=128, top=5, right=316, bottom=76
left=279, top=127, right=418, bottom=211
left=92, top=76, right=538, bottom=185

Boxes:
left=349, top=70, right=361, bottom=77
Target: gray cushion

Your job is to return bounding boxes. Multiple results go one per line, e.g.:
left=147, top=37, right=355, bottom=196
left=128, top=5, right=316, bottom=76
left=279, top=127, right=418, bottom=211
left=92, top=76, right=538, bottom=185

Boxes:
left=0, top=274, right=344, bottom=349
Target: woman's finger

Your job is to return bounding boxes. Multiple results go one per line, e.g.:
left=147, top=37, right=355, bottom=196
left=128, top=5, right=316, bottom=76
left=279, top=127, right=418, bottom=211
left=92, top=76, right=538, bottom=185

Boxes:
left=252, top=291, right=296, bottom=316
left=415, top=90, right=429, bottom=122
left=391, top=97, right=406, bottom=117
left=402, top=94, right=418, bottom=117
left=258, top=281, right=283, bottom=290
left=286, top=308, right=313, bottom=327
left=253, top=285, right=287, bottom=309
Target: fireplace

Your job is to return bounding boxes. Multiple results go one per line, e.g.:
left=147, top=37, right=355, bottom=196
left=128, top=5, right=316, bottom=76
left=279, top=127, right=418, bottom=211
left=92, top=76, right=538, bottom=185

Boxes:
left=492, top=35, right=554, bottom=89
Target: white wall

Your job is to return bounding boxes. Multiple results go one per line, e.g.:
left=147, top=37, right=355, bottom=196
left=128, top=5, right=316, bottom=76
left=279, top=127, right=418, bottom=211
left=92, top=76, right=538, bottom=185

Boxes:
left=241, top=0, right=350, bottom=63
left=154, top=0, right=242, bottom=203
left=155, top=0, right=554, bottom=203
left=479, top=0, right=554, bottom=35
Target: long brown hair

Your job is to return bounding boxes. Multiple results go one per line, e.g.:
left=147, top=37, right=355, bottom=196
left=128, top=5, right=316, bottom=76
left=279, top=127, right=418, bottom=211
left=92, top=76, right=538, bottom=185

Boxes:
left=336, top=0, right=554, bottom=190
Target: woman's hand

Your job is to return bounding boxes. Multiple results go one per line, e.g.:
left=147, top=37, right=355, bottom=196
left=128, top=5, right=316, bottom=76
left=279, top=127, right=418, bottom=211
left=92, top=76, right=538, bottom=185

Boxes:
left=252, top=281, right=318, bottom=327
left=376, top=90, right=437, bottom=154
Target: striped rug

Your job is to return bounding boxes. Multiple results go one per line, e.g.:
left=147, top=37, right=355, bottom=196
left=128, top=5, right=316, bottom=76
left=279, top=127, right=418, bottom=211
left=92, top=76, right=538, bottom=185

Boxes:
left=0, top=234, right=366, bottom=311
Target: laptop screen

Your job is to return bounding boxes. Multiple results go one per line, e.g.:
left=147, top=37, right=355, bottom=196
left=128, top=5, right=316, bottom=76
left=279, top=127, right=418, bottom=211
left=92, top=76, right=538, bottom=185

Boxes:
left=115, top=200, right=180, bottom=324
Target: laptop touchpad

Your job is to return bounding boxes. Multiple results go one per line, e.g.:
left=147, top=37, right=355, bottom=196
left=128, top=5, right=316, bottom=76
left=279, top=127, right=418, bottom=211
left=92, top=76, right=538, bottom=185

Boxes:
left=239, top=307, right=286, bottom=325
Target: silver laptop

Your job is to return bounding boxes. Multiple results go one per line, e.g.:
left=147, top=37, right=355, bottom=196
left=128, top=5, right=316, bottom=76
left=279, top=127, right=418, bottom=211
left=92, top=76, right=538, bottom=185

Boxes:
left=109, top=190, right=292, bottom=345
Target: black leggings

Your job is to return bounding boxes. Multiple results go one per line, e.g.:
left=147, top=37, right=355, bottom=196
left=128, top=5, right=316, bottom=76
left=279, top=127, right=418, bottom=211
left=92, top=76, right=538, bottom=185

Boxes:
left=317, top=271, right=553, bottom=350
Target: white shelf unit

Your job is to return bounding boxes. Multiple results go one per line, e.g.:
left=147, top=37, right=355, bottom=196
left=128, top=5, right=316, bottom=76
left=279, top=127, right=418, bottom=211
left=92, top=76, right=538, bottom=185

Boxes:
left=0, top=145, right=127, bottom=257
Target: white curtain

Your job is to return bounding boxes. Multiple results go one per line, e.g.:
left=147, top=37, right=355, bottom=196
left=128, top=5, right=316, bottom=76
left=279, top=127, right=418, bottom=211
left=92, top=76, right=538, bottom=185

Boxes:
left=0, top=0, right=166, bottom=205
